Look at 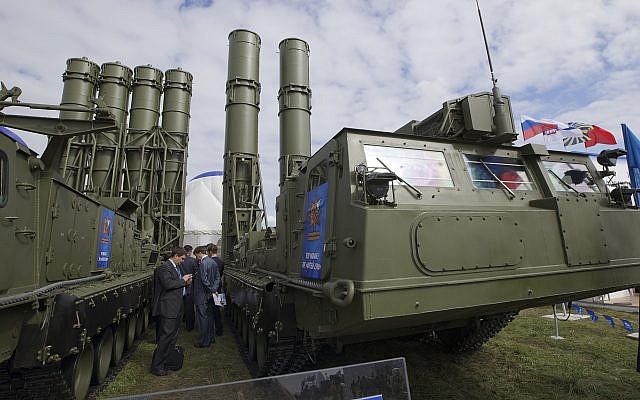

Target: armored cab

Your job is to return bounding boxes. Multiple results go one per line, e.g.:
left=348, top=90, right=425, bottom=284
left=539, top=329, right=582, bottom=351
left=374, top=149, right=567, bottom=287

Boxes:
left=222, top=31, right=640, bottom=376
left=0, top=57, right=191, bottom=399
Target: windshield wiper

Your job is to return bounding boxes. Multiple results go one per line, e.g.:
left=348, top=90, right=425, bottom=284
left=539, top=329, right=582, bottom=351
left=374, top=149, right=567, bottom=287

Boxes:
left=548, top=169, right=586, bottom=197
left=376, top=157, right=423, bottom=199
left=478, top=159, right=516, bottom=199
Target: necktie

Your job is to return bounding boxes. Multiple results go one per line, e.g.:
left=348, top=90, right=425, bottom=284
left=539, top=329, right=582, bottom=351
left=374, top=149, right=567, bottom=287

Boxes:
left=175, top=265, right=185, bottom=296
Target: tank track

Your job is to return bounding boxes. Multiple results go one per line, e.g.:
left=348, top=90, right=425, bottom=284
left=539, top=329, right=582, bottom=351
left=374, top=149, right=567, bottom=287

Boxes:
left=0, top=362, right=73, bottom=400
left=229, top=312, right=318, bottom=378
left=0, top=330, right=144, bottom=400
left=437, top=312, right=518, bottom=353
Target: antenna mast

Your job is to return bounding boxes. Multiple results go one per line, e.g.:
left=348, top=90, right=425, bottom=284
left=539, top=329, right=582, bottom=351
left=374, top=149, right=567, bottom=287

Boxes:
left=475, top=0, right=511, bottom=136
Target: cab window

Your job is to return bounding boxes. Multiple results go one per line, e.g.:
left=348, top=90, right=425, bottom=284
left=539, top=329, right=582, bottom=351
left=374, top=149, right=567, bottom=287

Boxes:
left=363, top=145, right=454, bottom=188
left=464, top=154, right=536, bottom=191
left=0, top=150, right=7, bottom=207
left=543, top=161, right=600, bottom=193
left=308, top=161, right=328, bottom=191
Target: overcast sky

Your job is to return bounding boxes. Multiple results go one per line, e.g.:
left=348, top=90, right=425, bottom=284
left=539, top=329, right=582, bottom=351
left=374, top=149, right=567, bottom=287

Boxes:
left=3, top=0, right=640, bottom=222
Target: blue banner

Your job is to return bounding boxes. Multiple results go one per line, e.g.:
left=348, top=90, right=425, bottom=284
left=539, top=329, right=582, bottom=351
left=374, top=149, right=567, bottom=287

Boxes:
left=622, top=124, right=640, bottom=205
left=603, top=315, right=615, bottom=328
left=96, top=208, right=114, bottom=269
left=301, top=183, right=329, bottom=279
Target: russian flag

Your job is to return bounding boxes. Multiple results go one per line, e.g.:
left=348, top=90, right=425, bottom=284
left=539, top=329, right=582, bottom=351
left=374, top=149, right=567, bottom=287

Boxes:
left=520, top=115, right=559, bottom=140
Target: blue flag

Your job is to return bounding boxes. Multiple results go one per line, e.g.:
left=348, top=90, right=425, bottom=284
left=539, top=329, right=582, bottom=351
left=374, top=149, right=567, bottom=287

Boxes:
left=603, top=315, right=615, bottom=328
left=621, top=319, right=635, bottom=333
left=587, top=309, right=598, bottom=322
left=572, top=304, right=584, bottom=315
left=622, top=124, right=640, bottom=205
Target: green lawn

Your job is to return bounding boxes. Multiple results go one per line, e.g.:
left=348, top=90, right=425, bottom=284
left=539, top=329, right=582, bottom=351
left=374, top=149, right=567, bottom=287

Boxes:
left=100, top=307, right=640, bottom=399
left=98, top=326, right=251, bottom=399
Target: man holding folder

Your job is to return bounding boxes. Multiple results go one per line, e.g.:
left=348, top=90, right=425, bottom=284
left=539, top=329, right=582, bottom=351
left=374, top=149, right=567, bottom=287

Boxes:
left=193, top=246, right=220, bottom=348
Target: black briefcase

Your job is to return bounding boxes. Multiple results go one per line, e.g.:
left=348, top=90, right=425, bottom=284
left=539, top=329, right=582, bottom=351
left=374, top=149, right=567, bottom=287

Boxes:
left=166, top=345, right=184, bottom=371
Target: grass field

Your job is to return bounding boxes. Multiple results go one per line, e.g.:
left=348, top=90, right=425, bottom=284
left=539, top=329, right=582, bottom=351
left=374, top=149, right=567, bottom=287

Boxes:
left=100, top=306, right=640, bottom=399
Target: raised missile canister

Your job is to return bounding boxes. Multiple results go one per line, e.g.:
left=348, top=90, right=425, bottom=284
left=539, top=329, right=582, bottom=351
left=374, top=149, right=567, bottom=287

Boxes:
left=92, top=61, right=133, bottom=196
left=126, top=65, right=163, bottom=238
left=128, top=65, right=163, bottom=138
left=98, top=62, right=133, bottom=131
left=222, top=29, right=264, bottom=262
left=126, top=65, right=163, bottom=192
left=59, top=57, right=100, bottom=188
left=161, top=68, right=192, bottom=192
left=60, top=57, right=100, bottom=121
left=224, top=29, right=261, bottom=156
left=278, top=38, right=311, bottom=187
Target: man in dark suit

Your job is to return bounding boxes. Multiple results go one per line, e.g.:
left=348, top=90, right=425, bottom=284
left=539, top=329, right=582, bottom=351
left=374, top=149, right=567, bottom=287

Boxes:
left=193, top=246, right=220, bottom=348
left=207, top=243, right=225, bottom=336
left=180, top=245, right=197, bottom=331
left=151, top=247, right=192, bottom=376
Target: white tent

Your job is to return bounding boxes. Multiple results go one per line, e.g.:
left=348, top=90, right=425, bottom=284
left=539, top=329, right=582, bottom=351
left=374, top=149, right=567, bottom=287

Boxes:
left=183, top=171, right=223, bottom=247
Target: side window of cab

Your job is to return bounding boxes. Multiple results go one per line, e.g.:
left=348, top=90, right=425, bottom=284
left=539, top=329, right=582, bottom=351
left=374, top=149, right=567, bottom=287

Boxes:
left=308, top=160, right=328, bottom=191
left=0, top=150, right=7, bottom=207
left=464, top=154, right=536, bottom=191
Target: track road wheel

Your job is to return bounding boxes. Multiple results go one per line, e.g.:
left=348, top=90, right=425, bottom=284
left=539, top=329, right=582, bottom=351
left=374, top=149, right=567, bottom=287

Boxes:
left=112, top=322, right=126, bottom=365
left=234, top=306, right=242, bottom=332
left=135, top=310, right=144, bottom=339
left=126, top=314, right=138, bottom=350
left=230, top=304, right=237, bottom=327
left=62, top=341, right=94, bottom=400
left=241, top=312, right=249, bottom=346
left=248, top=324, right=257, bottom=361
left=437, top=312, right=517, bottom=353
left=256, top=331, right=269, bottom=374
left=142, top=305, right=150, bottom=333
left=92, top=329, right=113, bottom=384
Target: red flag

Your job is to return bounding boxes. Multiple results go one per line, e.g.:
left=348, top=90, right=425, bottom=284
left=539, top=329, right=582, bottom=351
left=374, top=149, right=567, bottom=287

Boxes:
left=584, top=125, right=617, bottom=148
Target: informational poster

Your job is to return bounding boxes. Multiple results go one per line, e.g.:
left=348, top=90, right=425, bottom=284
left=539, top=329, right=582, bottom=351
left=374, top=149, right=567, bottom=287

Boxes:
left=96, top=208, right=114, bottom=269
left=300, top=182, right=329, bottom=279
left=115, top=357, right=411, bottom=400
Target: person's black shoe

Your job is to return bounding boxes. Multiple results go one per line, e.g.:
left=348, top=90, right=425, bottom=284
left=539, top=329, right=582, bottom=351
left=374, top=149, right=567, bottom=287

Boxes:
left=216, top=331, right=223, bottom=336
left=193, top=343, right=210, bottom=348
left=151, top=369, right=168, bottom=376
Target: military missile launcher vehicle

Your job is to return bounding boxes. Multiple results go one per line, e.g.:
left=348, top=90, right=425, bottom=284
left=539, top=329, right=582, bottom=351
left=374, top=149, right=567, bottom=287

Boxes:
left=0, top=57, right=191, bottom=399
left=221, top=29, right=640, bottom=376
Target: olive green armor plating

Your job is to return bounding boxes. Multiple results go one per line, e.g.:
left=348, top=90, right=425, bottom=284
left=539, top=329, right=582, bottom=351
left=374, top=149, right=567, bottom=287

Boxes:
left=222, top=30, right=640, bottom=374
left=0, top=57, right=191, bottom=399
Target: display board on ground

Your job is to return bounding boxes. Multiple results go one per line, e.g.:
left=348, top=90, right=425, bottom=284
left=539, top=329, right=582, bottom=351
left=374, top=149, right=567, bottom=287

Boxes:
left=109, top=358, right=410, bottom=400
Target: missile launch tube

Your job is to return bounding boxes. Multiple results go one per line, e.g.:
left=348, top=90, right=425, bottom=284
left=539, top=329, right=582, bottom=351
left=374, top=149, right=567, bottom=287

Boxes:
left=126, top=65, right=163, bottom=238
left=222, top=29, right=263, bottom=262
left=93, top=62, right=133, bottom=196
left=59, top=58, right=100, bottom=188
left=161, top=68, right=192, bottom=149
left=278, top=38, right=311, bottom=187
left=161, top=68, right=193, bottom=192
left=126, top=65, right=163, bottom=190
left=98, top=62, right=133, bottom=132
left=60, top=57, right=100, bottom=121
left=128, top=65, right=163, bottom=134
left=224, top=29, right=261, bottom=156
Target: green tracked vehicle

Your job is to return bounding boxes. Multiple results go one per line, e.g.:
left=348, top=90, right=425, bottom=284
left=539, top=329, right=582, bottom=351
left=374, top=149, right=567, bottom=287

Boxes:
left=0, top=57, right=191, bottom=399
left=221, top=30, right=640, bottom=375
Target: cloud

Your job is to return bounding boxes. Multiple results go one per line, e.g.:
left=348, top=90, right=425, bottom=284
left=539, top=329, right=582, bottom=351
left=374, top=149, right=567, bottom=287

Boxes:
left=2, top=0, right=640, bottom=221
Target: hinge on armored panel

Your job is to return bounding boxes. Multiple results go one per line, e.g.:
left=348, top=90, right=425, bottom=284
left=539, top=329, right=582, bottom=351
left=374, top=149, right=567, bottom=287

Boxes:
left=328, top=150, right=341, bottom=167
left=324, top=239, right=337, bottom=258
left=45, top=246, right=54, bottom=264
